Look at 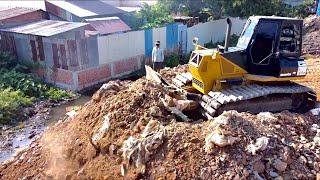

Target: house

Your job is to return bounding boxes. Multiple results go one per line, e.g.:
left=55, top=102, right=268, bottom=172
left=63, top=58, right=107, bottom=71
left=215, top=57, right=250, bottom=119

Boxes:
left=0, top=19, right=100, bottom=90
left=85, top=17, right=131, bottom=35
left=0, top=7, right=48, bottom=28
left=45, top=0, right=127, bottom=22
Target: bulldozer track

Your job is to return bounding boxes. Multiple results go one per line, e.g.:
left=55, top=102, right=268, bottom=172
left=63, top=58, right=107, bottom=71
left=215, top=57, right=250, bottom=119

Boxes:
left=173, top=74, right=317, bottom=119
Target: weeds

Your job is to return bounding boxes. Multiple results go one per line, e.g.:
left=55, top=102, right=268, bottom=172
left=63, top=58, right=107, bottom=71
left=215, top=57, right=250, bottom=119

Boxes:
left=0, top=52, right=74, bottom=124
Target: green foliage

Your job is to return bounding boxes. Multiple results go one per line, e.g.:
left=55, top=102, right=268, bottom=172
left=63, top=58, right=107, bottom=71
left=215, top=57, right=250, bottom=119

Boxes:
left=0, top=53, right=75, bottom=124
left=0, top=69, right=73, bottom=100
left=282, top=0, right=315, bottom=18
left=0, top=88, right=33, bottom=124
left=204, top=35, right=240, bottom=48
left=0, top=52, right=18, bottom=69
left=164, top=54, right=180, bottom=68
left=157, top=0, right=314, bottom=20
left=46, top=87, right=73, bottom=101
left=133, top=3, right=174, bottom=30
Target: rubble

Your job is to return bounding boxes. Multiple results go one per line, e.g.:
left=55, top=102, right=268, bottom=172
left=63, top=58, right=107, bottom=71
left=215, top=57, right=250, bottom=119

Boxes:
left=0, top=40, right=319, bottom=179
left=303, top=15, right=320, bottom=57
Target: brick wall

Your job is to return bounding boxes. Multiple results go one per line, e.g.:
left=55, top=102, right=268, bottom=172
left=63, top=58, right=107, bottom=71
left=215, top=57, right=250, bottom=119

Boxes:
left=112, top=55, right=140, bottom=76
left=45, top=68, right=74, bottom=91
left=77, top=64, right=112, bottom=89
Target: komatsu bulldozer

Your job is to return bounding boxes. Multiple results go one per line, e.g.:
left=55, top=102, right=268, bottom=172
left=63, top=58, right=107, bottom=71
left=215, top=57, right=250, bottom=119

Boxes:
left=171, top=16, right=317, bottom=119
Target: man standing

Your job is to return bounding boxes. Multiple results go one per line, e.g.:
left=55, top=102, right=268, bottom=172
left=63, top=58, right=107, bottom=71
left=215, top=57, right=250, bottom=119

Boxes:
left=152, top=40, right=164, bottom=71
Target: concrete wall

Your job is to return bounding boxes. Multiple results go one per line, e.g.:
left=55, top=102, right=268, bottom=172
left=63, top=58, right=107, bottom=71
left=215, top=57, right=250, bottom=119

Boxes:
left=187, top=17, right=246, bottom=52
left=97, top=30, right=145, bottom=64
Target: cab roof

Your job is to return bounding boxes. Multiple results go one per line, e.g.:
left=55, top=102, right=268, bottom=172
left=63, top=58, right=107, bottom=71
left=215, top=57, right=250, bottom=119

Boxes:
left=250, top=16, right=302, bottom=22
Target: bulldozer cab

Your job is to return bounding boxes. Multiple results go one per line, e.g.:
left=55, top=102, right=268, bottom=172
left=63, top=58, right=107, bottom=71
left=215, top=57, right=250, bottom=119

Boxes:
left=229, top=16, right=305, bottom=78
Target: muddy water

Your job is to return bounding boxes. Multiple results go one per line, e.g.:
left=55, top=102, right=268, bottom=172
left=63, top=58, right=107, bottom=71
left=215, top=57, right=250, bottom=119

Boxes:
left=46, top=96, right=91, bottom=125
left=0, top=95, right=91, bottom=164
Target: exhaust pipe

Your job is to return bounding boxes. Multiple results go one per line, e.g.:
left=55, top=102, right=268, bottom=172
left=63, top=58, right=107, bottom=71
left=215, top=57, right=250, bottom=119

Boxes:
left=224, top=18, right=232, bottom=52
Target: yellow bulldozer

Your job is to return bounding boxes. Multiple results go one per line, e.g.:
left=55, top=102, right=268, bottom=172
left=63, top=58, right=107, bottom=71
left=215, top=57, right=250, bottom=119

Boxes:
left=148, top=16, right=317, bottom=120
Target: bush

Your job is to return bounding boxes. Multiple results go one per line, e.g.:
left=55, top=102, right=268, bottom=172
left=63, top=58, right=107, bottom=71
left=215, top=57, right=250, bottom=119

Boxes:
left=164, top=54, right=180, bottom=68
left=204, top=35, right=240, bottom=49
left=0, top=69, right=73, bottom=100
left=0, top=88, right=33, bottom=124
left=0, top=52, right=17, bottom=69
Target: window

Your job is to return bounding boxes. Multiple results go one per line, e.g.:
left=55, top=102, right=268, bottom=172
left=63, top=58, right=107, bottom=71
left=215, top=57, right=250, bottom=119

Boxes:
left=279, top=24, right=300, bottom=57
left=250, top=21, right=279, bottom=65
left=189, top=53, right=203, bottom=67
left=237, top=19, right=257, bottom=49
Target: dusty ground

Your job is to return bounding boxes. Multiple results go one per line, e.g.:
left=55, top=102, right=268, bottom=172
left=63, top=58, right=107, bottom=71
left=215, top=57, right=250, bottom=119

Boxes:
left=0, top=16, right=320, bottom=180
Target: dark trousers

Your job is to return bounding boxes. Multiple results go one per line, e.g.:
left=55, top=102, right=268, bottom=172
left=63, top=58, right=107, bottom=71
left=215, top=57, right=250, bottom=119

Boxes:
left=153, top=62, right=163, bottom=71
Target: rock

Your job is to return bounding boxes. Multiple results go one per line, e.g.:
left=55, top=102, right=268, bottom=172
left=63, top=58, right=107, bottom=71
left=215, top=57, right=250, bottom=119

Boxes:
left=247, top=137, right=269, bottom=155
left=275, top=176, right=284, bottom=180
left=150, top=106, right=162, bottom=117
left=316, top=173, right=320, bottom=180
left=66, top=110, right=77, bottom=119
left=253, top=171, right=264, bottom=180
left=92, top=114, right=111, bottom=144
left=269, top=171, right=279, bottom=177
left=205, top=130, right=239, bottom=152
left=314, top=130, right=320, bottom=146
left=253, top=160, right=265, bottom=173
left=257, top=112, right=277, bottom=122
left=273, top=159, right=287, bottom=172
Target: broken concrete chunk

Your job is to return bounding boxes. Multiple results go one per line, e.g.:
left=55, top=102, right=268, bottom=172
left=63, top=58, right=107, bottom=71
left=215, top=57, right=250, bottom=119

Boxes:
left=273, top=159, right=287, bottom=172
left=310, top=108, right=320, bottom=116
left=92, top=114, right=111, bottom=143
left=205, top=131, right=239, bottom=152
left=257, top=112, right=277, bottom=122
left=314, top=130, right=320, bottom=146
left=247, top=137, right=269, bottom=155
left=121, top=120, right=165, bottom=174
left=66, top=110, right=77, bottom=119
left=174, top=99, right=198, bottom=111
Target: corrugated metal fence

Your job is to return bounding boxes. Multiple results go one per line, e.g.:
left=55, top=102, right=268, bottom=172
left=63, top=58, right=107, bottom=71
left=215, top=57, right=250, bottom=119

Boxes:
left=97, top=17, right=246, bottom=64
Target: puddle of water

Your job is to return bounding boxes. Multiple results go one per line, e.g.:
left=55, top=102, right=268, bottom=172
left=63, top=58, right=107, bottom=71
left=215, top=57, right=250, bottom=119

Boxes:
left=0, top=95, right=91, bottom=164
left=46, top=95, right=91, bottom=126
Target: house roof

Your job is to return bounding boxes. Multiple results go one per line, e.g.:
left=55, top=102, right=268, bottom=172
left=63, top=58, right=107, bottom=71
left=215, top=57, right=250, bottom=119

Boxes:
left=1, top=20, right=88, bottom=37
left=0, top=7, right=39, bottom=21
left=85, top=17, right=131, bottom=35
left=46, top=0, right=126, bottom=18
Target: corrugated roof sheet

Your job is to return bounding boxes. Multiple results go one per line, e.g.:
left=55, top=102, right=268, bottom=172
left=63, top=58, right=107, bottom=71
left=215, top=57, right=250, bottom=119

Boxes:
left=85, top=17, right=131, bottom=35
left=47, top=0, right=126, bottom=17
left=1, top=20, right=88, bottom=37
left=0, top=7, right=39, bottom=21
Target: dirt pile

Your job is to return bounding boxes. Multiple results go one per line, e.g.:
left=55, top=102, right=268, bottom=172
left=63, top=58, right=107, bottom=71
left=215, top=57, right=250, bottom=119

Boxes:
left=0, top=68, right=319, bottom=179
left=303, top=15, right=320, bottom=57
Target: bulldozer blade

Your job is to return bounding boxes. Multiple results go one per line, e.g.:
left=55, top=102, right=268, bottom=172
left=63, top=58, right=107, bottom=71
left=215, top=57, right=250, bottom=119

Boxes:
left=145, top=65, right=169, bottom=86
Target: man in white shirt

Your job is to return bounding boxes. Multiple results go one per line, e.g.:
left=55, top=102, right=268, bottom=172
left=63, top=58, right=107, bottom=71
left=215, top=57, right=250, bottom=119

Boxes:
left=152, top=40, right=164, bottom=71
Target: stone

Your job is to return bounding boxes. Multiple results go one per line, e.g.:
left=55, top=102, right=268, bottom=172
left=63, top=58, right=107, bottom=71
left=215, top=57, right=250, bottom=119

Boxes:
left=273, top=159, right=287, bottom=172
left=253, top=160, right=265, bottom=173
left=247, top=136, right=269, bottom=155
left=269, top=171, right=279, bottom=178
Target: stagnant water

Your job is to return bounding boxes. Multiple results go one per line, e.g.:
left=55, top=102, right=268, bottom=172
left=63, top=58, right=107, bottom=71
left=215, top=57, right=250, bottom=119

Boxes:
left=0, top=95, right=91, bottom=164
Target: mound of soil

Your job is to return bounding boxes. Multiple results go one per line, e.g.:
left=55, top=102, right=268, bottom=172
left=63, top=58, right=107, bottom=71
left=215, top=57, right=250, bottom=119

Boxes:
left=303, top=15, right=320, bottom=57
left=0, top=66, right=319, bottom=179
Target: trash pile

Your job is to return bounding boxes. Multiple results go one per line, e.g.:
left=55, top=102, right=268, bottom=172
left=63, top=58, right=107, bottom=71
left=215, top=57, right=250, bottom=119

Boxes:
left=0, top=64, right=319, bottom=179
left=303, top=15, right=320, bottom=57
